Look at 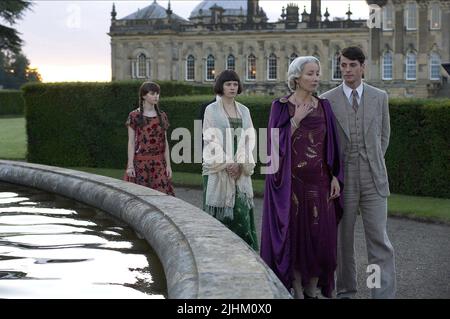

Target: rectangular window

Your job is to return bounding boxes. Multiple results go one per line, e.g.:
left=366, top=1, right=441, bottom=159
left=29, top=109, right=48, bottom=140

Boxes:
left=406, top=54, right=417, bottom=80
left=226, top=55, right=235, bottom=71
left=332, top=54, right=342, bottom=80
left=247, top=55, right=256, bottom=81
left=430, top=3, right=441, bottom=30
left=186, top=56, right=195, bottom=81
left=382, top=53, right=393, bottom=80
left=268, top=55, right=277, bottom=80
left=430, top=54, right=441, bottom=80
left=206, top=55, right=215, bottom=81
left=383, top=5, right=394, bottom=31
left=137, top=54, right=147, bottom=78
left=406, top=2, right=417, bottom=30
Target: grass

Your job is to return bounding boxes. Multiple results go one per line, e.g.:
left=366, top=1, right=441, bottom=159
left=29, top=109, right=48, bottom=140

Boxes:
left=388, top=194, right=450, bottom=224
left=0, top=116, right=26, bottom=160
left=1, top=116, right=449, bottom=224
left=73, top=167, right=450, bottom=225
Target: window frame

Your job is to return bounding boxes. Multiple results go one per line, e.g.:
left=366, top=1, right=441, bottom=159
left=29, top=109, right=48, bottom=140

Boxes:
left=332, top=52, right=342, bottom=80
left=267, top=53, right=278, bottom=81
left=383, top=3, right=394, bottom=31
left=205, top=54, right=215, bottom=82
left=405, top=2, right=417, bottom=31
left=430, top=2, right=441, bottom=30
left=246, top=54, right=256, bottom=81
left=186, top=55, right=195, bottom=81
left=382, top=51, right=393, bottom=80
left=429, top=52, right=441, bottom=80
left=226, top=54, right=236, bottom=71
left=405, top=52, right=417, bottom=80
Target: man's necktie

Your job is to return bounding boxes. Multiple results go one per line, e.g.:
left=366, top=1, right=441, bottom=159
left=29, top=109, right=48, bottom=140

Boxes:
left=352, top=89, right=359, bottom=113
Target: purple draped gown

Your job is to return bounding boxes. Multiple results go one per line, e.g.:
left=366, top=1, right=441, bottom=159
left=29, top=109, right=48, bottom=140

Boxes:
left=261, top=95, right=343, bottom=298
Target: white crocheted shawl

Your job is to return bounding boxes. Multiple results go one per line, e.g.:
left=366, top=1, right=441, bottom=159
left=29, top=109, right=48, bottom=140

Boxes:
left=202, top=96, right=256, bottom=220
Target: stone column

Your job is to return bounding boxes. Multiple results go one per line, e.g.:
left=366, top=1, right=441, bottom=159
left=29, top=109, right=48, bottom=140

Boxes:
left=369, top=24, right=382, bottom=81
left=393, top=1, right=405, bottom=81
left=442, top=2, right=450, bottom=62
left=417, top=2, right=429, bottom=81
left=110, top=41, right=117, bottom=81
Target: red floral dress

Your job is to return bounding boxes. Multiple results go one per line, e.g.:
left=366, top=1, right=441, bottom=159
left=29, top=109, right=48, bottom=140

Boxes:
left=124, top=109, right=175, bottom=196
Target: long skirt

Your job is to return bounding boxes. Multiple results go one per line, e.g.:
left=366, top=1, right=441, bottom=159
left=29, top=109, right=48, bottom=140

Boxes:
left=291, top=171, right=337, bottom=298
left=124, top=154, right=175, bottom=196
left=202, top=175, right=259, bottom=251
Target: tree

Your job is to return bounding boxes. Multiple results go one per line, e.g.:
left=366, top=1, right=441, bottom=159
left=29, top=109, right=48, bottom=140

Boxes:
left=0, top=1, right=40, bottom=89
left=0, top=50, right=41, bottom=89
left=0, top=0, right=32, bottom=54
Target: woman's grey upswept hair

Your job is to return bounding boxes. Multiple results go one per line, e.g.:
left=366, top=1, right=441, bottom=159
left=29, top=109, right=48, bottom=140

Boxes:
left=287, top=56, right=321, bottom=92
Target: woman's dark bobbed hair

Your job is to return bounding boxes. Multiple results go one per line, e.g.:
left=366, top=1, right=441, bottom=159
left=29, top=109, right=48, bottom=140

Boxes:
left=213, top=70, right=243, bottom=95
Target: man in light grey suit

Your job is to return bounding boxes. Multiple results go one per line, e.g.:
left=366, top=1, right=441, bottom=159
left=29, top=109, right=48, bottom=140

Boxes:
left=321, top=47, right=396, bottom=299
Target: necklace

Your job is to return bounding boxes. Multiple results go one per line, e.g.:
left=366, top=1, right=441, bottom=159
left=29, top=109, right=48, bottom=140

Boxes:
left=292, top=95, right=316, bottom=109
left=223, top=101, right=239, bottom=119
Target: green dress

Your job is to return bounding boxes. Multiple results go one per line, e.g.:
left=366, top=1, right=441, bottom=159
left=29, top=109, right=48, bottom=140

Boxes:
left=202, top=117, right=259, bottom=251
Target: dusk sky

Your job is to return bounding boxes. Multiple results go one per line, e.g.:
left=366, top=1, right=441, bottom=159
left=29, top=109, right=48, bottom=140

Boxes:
left=16, top=1, right=370, bottom=82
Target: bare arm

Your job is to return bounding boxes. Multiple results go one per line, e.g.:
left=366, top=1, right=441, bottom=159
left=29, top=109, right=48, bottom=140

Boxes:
left=165, top=132, right=172, bottom=179
left=126, top=126, right=136, bottom=177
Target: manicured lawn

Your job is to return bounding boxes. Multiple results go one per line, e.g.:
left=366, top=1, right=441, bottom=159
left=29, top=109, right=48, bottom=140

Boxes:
left=0, top=116, right=26, bottom=160
left=73, top=167, right=450, bottom=224
left=388, top=194, right=450, bottom=224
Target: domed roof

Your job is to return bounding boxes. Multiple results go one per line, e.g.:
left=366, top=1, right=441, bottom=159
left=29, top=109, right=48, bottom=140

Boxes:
left=122, top=0, right=186, bottom=21
left=189, top=0, right=249, bottom=19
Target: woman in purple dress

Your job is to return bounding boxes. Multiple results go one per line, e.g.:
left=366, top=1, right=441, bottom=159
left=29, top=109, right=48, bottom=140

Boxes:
left=261, top=56, right=344, bottom=299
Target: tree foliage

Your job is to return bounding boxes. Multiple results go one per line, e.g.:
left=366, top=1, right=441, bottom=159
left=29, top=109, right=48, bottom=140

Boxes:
left=0, top=0, right=32, bottom=53
left=0, top=51, right=41, bottom=89
left=0, top=1, right=40, bottom=89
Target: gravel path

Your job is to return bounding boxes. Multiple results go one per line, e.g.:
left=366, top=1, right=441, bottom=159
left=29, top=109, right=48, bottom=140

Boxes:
left=175, top=186, right=450, bottom=299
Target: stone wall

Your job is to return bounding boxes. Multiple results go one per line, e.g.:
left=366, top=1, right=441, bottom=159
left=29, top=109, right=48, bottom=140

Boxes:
left=0, top=160, right=291, bottom=299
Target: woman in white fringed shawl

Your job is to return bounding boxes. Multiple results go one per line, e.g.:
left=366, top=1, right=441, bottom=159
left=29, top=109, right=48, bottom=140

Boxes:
left=202, top=70, right=259, bottom=250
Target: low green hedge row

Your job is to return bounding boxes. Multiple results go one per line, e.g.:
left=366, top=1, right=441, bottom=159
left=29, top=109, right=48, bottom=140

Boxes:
left=0, top=90, right=25, bottom=115
left=23, top=82, right=450, bottom=198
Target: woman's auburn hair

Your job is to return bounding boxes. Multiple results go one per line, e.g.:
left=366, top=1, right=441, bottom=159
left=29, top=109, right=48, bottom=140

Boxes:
left=136, top=81, right=168, bottom=129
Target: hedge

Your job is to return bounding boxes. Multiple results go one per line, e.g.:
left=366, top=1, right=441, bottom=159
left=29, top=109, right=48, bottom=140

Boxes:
left=23, top=82, right=450, bottom=198
left=0, top=90, right=24, bottom=115
left=386, top=99, right=450, bottom=198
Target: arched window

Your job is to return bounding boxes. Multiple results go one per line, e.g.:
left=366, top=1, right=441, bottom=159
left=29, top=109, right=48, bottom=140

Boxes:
left=226, top=54, right=235, bottom=71
left=382, top=51, right=393, bottom=80
left=332, top=52, right=342, bottom=80
left=290, top=53, right=298, bottom=64
left=186, top=55, right=195, bottom=81
left=268, top=53, right=277, bottom=80
left=405, top=2, right=417, bottom=30
left=289, top=53, right=298, bottom=70
left=131, top=53, right=150, bottom=79
left=430, top=52, right=441, bottom=80
left=405, top=52, right=417, bottom=80
left=430, top=2, right=441, bottom=30
left=247, top=54, right=256, bottom=81
left=138, top=54, right=147, bottom=78
left=206, top=54, right=215, bottom=81
left=383, top=3, right=394, bottom=31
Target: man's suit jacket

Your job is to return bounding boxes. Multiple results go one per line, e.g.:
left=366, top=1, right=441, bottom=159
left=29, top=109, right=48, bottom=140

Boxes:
left=321, top=83, right=391, bottom=197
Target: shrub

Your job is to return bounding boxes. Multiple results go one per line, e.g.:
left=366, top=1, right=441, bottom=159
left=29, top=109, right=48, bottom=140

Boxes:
left=0, top=90, right=24, bottom=115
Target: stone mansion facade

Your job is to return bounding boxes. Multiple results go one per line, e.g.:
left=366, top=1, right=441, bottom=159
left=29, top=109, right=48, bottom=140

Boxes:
left=109, top=0, right=450, bottom=98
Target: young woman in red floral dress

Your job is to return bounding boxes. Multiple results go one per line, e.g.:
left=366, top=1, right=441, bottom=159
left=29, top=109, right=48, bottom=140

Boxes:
left=124, top=82, right=175, bottom=196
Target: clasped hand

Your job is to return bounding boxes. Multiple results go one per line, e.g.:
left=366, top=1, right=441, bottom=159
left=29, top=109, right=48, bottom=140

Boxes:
left=329, top=176, right=340, bottom=200
left=226, top=163, right=242, bottom=180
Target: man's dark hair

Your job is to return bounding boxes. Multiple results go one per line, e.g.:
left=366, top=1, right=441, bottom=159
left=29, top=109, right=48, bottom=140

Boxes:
left=341, top=46, right=366, bottom=65
left=213, top=70, right=243, bottom=95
